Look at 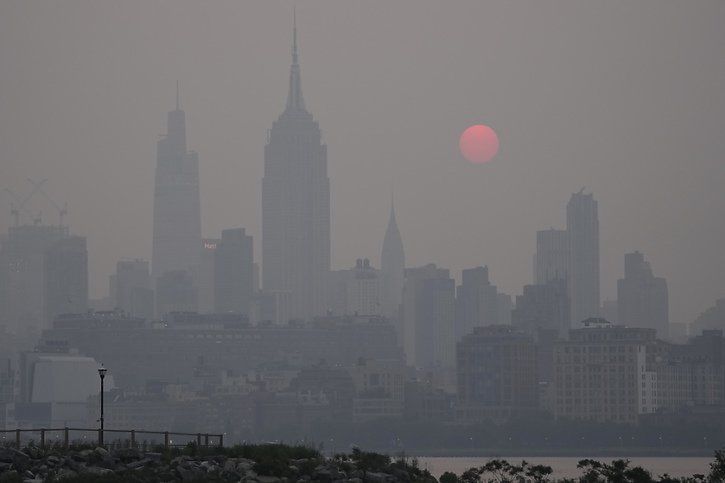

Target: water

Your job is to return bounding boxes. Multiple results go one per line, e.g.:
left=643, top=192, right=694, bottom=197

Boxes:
left=417, top=456, right=713, bottom=480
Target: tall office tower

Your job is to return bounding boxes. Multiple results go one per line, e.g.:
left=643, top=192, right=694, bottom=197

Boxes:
left=214, top=228, right=254, bottom=315
left=534, top=228, right=569, bottom=285
left=380, top=200, right=405, bottom=323
left=617, top=251, right=669, bottom=338
left=44, top=236, right=88, bottom=324
left=511, top=279, right=570, bottom=338
left=0, top=224, right=68, bottom=332
left=114, top=259, right=154, bottom=319
left=262, top=18, right=329, bottom=321
left=198, top=238, right=221, bottom=313
left=401, top=264, right=455, bottom=370
left=567, top=190, right=599, bottom=325
left=455, top=266, right=499, bottom=341
left=151, top=88, right=202, bottom=284
left=327, top=259, right=381, bottom=317
left=156, top=270, right=198, bottom=318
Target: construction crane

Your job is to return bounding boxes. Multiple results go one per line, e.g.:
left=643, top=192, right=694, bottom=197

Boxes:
left=4, top=178, right=46, bottom=226
left=27, top=178, right=67, bottom=227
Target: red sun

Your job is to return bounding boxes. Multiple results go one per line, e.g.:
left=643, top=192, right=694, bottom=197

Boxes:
left=459, top=124, right=499, bottom=164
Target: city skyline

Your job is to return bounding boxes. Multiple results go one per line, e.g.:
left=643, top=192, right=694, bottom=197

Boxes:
left=1, top=2, right=724, bottom=326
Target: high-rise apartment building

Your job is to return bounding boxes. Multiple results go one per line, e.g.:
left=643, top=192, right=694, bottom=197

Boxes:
left=151, top=89, right=202, bottom=287
left=512, top=279, right=570, bottom=339
left=44, top=236, right=88, bottom=324
left=214, top=228, right=254, bottom=315
left=617, top=251, right=669, bottom=338
left=455, top=266, right=499, bottom=341
left=380, top=201, right=405, bottom=323
left=534, top=228, right=569, bottom=285
left=113, top=259, right=153, bottom=319
left=328, top=259, right=381, bottom=317
left=0, top=224, right=69, bottom=332
left=262, top=19, right=329, bottom=321
left=401, top=264, right=455, bottom=370
left=567, top=191, right=599, bottom=325
left=456, top=325, right=538, bottom=422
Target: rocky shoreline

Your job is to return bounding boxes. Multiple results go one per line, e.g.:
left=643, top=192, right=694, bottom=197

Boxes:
left=0, top=444, right=437, bottom=483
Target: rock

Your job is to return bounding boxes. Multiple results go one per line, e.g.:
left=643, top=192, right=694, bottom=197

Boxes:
left=23, top=469, right=35, bottom=479
left=93, top=447, right=109, bottom=457
left=0, top=462, right=12, bottom=472
left=127, top=458, right=155, bottom=470
left=364, top=472, right=391, bottom=483
left=56, top=468, right=78, bottom=480
left=0, top=447, right=30, bottom=465
left=46, top=455, right=61, bottom=466
left=86, top=466, right=114, bottom=476
left=114, top=447, right=142, bottom=462
left=258, top=476, right=281, bottom=483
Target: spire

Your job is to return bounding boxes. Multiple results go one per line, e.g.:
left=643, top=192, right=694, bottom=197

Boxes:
left=292, top=7, right=298, bottom=65
left=285, top=8, right=306, bottom=112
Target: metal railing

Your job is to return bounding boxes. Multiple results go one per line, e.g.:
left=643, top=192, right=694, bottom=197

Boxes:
left=0, top=427, right=223, bottom=449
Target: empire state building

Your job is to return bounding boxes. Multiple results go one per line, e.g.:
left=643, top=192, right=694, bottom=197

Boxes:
left=262, top=18, right=330, bottom=320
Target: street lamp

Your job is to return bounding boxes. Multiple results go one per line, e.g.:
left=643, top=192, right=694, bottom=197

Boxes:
left=98, top=365, right=107, bottom=446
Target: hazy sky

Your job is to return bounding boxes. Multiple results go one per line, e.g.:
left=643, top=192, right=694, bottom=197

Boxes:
left=1, top=1, right=724, bottom=325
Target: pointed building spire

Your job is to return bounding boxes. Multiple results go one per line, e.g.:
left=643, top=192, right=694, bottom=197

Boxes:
left=285, top=8, right=306, bottom=113
left=292, top=7, right=298, bottom=65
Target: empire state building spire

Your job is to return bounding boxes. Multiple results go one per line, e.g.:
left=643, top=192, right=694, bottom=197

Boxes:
left=285, top=9, right=306, bottom=113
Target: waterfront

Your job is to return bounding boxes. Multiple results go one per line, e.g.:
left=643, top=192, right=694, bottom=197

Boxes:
left=417, top=456, right=713, bottom=480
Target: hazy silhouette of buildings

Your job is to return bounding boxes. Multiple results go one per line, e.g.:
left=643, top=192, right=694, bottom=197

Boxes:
left=380, top=199, right=405, bottom=323
left=262, top=19, right=329, bottom=321
left=455, top=266, right=499, bottom=341
left=617, top=251, right=669, bottom=338
left=511, top=279, right=570, bottom=338
left=198, top=238, right=221, bottom=313
left=691, top=299, right=725, bottom=334
left=401, top=264, right=455, bottom=371
left=44, top=236, right=88, bottom=325
left=0, top=224, right=70, bottom=332
left=456, top=325, right=538, bottom=422
left=112, top=259, right=153, bottom=319
left=151, top=87, right=201, bottom=311
left=567, top=190, right=600, bottom=325
left=553, top=319, right=656, bottom=424
left=214, top=228, right=254, bottom=315
left=328, top=258, right=381, bottom=316
left=534, top=228, right=569, bottom=285
left=156, top=270, right=198, bottom=317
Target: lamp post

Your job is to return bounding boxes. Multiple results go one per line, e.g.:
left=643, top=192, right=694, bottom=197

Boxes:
left=98, top=365, right=107, bottom=446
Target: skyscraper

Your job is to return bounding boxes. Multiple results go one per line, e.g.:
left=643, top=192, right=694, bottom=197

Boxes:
left=214, top=228, right=254, bottom=315
left=44, top=236, right=88, bottom=324
left=0, top=224, right=68, bottom=332
left=380, top=199, right=405, bottom=323
left=401, top=264, right=455, bottom=370
left=617, top=251, right=669, bottom=338
left=151, top=86, right=202, bottom=286
left=455, top=266, right=499, bottom=341
left=262, top=17, right=330, bottom=320
left=534, top=228, right=569, bottom=285
left=567, top=190, right=599, bottom=325
left=113, top=259, right=154, bottom=319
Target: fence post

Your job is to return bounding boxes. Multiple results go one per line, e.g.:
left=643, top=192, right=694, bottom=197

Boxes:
left=15, top=429, right=20, bottom=449
left=131, top=430, right=135, bottom=448
left=98, top=429, right=103, bottom=447
left=40, top=429, right=45, bottom=449
left=219, top=434, right=223, bottom=448
left=204, top=434, right=209, bottom=448
left=197, top=433, right=201, bottom=447
left=164, top=432, right=169, bottom=450
left=64, top=427, right=69, bottom=448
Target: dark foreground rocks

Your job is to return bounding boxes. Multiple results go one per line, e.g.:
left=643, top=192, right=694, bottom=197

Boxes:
left=0, top=445, right=436, bottom=483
